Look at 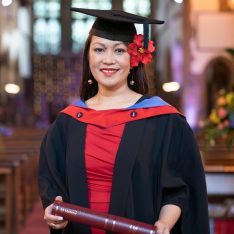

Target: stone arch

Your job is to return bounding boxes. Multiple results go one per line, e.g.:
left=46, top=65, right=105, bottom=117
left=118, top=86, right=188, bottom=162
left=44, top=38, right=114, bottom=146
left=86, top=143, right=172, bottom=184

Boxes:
left=203, top=56, right=234, bottom=115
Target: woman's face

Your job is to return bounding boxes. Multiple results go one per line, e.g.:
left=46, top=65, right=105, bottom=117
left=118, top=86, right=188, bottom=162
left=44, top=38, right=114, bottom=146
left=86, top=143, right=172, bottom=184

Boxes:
left=89, top=36, right=131, bottom=91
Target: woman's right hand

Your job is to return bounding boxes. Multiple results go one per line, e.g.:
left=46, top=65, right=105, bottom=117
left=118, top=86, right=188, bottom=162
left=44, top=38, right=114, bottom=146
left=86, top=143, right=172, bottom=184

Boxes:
left=44, top=196, right=68, bottom=230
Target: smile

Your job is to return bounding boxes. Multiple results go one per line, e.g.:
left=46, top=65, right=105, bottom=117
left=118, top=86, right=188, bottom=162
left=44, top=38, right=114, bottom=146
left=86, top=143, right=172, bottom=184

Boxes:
left=100, top=68, right=119, bottom=76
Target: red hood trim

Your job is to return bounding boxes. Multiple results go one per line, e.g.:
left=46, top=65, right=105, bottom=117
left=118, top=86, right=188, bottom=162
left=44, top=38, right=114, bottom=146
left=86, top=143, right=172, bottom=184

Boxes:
left=60, top=105, right=181, bottom=128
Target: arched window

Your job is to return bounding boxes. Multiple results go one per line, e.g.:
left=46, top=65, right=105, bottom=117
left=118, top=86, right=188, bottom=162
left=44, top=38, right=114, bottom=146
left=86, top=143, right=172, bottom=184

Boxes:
left=33, top=0, right=61, bottom=54
left=123, top=0, right=151, bottom=16
left=205, top=57, right=233, bottom=114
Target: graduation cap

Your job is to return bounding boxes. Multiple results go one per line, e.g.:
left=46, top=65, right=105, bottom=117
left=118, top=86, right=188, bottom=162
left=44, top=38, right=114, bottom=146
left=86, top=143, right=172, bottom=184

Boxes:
left=70, top=8, right=164, bottom=48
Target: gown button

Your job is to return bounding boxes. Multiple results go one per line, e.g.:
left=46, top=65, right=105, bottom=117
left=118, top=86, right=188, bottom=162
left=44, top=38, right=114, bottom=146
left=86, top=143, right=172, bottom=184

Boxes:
left=77, top=112, right=83, bottom=118
left=130, top=111, right=137, bottom=118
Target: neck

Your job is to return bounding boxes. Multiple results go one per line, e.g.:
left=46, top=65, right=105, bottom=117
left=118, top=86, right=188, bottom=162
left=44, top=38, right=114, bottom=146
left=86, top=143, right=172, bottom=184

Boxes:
left=86, top=86, right=142, bottom=110
left=95, top=86, right=133, bottom=103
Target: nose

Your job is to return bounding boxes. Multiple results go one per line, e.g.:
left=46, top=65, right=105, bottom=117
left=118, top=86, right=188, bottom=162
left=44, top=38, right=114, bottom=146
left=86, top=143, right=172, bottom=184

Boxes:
left=102, top=50, right=114, bottom=64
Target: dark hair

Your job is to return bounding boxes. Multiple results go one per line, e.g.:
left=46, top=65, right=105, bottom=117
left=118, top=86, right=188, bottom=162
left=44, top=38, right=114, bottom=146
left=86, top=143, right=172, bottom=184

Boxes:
left=79, top=35, right=149, bottom=101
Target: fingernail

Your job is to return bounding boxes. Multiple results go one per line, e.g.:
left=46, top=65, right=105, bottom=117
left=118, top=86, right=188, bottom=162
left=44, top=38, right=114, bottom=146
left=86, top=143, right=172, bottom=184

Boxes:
left=57, top=216, right=63, bottom=221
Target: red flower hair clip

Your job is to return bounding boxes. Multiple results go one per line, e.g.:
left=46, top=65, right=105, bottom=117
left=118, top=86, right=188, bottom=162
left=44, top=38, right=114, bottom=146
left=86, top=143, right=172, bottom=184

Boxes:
left=127, top=34, right=155, bottom=67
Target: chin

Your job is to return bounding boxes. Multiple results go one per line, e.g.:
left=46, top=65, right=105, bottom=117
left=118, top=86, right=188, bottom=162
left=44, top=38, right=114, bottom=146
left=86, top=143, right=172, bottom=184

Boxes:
left=100, top=81, right=124, bottom=90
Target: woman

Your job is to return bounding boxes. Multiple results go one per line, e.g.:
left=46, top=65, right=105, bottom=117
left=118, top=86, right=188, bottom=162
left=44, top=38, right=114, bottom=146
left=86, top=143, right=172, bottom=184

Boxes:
left=38, top=8, right=210, bottom=234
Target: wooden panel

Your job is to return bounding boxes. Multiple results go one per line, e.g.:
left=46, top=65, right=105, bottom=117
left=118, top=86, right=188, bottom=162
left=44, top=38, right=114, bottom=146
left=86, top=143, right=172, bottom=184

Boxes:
left=0, top=167, right=13, bottom=234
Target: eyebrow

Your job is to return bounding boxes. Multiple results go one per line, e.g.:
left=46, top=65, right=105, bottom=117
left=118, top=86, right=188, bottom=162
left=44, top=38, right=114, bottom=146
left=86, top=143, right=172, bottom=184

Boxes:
left=91, top=42, right=105, bottom=47
left=91, top=42, right=126, bottom=47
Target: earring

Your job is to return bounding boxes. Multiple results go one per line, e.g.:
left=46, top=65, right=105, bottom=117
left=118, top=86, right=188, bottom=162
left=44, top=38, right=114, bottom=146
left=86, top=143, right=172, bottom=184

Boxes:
left=130, top=71, right=135, bottom=85
left=88, top=70, right=93, bottom=85
left=88, top=78, right=93, bottom=85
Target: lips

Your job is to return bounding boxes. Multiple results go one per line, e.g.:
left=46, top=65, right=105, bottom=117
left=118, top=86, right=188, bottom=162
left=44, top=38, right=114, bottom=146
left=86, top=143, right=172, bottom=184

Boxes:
left=100, top=68, right=119, bottom=76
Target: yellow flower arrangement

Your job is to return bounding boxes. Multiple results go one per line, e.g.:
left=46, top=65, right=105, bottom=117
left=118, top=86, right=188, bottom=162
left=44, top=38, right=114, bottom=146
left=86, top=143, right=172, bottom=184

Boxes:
left=203, top=88, right=234, bottom=148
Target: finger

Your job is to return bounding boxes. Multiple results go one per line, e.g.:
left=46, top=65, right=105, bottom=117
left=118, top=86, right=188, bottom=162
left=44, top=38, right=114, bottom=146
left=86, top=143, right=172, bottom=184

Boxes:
left=53, top=219, right=67, bottom=224
left=157, top=230, right=164, bottom=234
left=157, top=227, right=170, bottom=234
left=45, top=213, right=64, bottom=222
left=44, top=205, right=64, bottom=222
left=48, top=220, right=68, bottom=225
left=48, top=220, right=68, bottom=230
left=155, top=225, right=163, bottom=234
left=50, top=222, right=56, bottom=229
left=154, top=221, right=169, bottom=234
left=155, top=222, right=163, bottom=233
left=163, top=228, right=170, bottom=234
left=55, top=196, right=63, bottom=202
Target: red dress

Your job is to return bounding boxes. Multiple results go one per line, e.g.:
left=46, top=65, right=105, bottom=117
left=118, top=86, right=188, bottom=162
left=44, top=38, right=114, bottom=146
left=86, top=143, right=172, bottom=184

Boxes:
left=85, top=121, right=125, bottom=234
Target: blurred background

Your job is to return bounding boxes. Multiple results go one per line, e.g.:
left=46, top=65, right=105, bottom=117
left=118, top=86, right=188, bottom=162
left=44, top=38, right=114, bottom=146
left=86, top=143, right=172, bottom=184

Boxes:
left=0, top=0, right=234, bottom=234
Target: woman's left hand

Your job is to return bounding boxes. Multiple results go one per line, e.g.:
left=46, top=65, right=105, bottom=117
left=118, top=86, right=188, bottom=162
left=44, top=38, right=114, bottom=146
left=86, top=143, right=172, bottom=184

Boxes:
left=155, top=220, right=170, bottom=234
left=154, top=204, right=181, bottom=234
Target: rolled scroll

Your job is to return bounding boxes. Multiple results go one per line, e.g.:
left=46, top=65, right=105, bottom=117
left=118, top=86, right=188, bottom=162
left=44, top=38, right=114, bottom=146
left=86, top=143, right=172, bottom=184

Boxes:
left=52, top=200, right=157, bottom=234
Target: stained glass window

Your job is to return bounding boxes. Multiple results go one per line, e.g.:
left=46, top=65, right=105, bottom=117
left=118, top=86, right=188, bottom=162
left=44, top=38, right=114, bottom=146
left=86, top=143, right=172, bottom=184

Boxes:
left=33, top=18, right=47, bottom=54
left=123, top=0, right=150, bottom=16
left=71, top=0, right=111, bottom=52
left=123, top=0, right=151, bottom=34
left=33, top=0, right=61, bottom=54
left=34, top=0, right=61, bottom=18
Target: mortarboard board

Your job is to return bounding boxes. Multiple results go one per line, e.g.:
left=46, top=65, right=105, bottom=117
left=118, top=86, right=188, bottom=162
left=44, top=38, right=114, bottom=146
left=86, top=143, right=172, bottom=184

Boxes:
left=70, top=8, right=164, bottom=48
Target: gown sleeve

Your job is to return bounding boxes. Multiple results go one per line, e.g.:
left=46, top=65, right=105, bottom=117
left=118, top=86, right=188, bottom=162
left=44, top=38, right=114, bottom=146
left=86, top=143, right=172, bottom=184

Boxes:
left=159, top=115, right=210, bottom=234
left=38, top=116, right=69, bottom=209
left=38, top=117, right=70, bottom=234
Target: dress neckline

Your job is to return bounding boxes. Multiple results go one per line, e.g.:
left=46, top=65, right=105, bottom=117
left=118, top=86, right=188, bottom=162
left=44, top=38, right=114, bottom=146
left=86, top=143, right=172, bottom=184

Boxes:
left=79, top=95, right=150, bottom=111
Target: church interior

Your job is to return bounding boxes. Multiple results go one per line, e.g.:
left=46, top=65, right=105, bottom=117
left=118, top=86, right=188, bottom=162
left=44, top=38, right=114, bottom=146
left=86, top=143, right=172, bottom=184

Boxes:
left=0, top=0, right=234, bottom=233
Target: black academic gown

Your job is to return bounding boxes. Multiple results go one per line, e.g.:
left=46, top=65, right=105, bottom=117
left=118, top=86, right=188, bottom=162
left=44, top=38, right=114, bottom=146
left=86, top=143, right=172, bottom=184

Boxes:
left=38, top=112, right=210, bottom=234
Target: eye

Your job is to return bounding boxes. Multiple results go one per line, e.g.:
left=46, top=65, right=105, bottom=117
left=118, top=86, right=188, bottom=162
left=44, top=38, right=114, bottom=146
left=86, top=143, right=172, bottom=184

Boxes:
left=115, top=48, right=126, bottom=55
left=94, top=48, right=104, bottom=53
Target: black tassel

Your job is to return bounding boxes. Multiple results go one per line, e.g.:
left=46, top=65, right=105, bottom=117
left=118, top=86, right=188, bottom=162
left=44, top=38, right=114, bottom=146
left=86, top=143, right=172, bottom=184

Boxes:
left=143, top=21, right=149, bottom=49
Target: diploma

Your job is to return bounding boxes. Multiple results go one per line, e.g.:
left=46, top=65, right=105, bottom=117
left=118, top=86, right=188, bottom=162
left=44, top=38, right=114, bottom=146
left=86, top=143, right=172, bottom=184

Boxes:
left=52, top=201, right=157, bottom=234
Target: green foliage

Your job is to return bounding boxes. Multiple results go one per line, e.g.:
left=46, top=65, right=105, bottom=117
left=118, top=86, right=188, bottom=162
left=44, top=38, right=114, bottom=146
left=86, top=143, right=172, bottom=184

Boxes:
left=203, top=89, right=234, bottom=148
